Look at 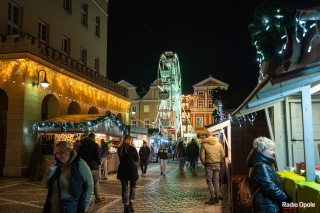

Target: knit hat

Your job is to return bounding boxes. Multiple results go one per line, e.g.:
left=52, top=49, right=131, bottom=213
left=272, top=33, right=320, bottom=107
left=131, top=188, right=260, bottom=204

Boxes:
left=177, top=137, right=183, bottom=142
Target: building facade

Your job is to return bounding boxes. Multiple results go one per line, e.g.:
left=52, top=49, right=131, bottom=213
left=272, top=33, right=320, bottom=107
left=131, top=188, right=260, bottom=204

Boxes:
left=120, top=76, right=229, bottom=140
left=189, top=75, right=229, bottom=138
left=0, top=0, right=130, bottom=177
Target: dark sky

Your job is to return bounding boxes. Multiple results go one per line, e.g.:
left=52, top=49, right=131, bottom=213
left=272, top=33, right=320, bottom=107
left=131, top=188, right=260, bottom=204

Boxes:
left=106, top=0, right=312, bottom=94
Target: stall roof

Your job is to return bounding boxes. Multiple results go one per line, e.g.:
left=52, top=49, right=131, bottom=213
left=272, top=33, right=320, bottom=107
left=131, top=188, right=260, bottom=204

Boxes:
left=233, top=64, right=320, bottom=117
left=33, top=114, right=128, bottom=134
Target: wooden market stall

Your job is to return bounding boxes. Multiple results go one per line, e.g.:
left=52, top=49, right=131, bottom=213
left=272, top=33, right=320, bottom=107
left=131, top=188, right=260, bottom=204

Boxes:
left=33, top=113, right=127, bottom=174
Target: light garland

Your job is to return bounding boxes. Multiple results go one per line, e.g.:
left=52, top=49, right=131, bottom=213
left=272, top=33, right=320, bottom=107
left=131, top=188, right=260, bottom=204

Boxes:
left=33, top=113, right=129, bottom=134
left=0, top=59, right=130, bottom=114
left=295, top=10, right=320, bottom=53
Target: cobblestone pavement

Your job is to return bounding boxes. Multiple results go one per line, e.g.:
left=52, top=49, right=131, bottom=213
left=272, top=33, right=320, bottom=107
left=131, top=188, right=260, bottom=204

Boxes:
left=0, top=161, right=231, bottom=213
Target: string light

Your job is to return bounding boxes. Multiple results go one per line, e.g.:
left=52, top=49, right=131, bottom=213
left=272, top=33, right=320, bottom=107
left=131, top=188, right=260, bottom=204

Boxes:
left=0, top=59, right=129, bottom=115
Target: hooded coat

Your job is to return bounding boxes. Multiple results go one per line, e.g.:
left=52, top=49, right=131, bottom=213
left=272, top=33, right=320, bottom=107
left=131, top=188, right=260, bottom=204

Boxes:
left=246, top=149, right=289, bottom=213
left=77, top=137, right=101, bottom=170
left=200, top=137, right=225, bottom=166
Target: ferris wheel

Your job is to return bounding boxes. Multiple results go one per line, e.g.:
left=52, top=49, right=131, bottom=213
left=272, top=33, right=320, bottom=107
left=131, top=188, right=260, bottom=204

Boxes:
left=156, top=51, right=183, bottom=141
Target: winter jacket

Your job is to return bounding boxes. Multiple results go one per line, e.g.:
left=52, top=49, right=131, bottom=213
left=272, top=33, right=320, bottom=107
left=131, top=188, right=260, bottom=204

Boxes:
left=139, top=146, right=150, bottom=160
left=176, top=142, right=186, bottom=157
left=42, top=151, right=93, bottom=213
left=100, top=142, right=109, bottom=158
left=200, top=138, right=225, bottom=166
left=246, top=149, right=289, bottom=213
left=186, top=141, right=199, bottom=158
left=117, top=145, right=139, bottom=181
left=158, top=147, right=168, bottom=159
left=77, top=137, right=101, bottom=170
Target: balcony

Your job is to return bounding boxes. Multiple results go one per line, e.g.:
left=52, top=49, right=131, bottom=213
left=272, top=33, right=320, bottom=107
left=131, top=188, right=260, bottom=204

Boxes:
left=0, top=33, right=128, bottom=98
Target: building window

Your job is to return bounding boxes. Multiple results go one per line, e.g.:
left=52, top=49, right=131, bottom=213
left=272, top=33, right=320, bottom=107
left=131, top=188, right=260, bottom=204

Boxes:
left=94, top=57, right=99, bottom=72
left=38, top=21, right=48, bottom=43
left=80, top=48, right=87, bottom=65
left=144, top=120, right=150, bottom=128
left=144, top=105, right=150, bottom=113
left=208, top=89, right=214, bottom=95
left=198, top=91, right=204, bottom=95
left=8, top=1, right=20, bottom=34
left=81, top=1, right=88, bottom=26
left=198, top=100, right=204, bottom=108
left=63, top=0, right=72, bottom=12
left=95, top=16, right=100, bottom=37
left=208, top=100, right=213, bottom=108
left=131, top=105, right=137, bottom=113
left=197, top=117, right=203, bottom=128
left=62, top=36, right=69, bottom=55
left=131, top=120, right=137, bottom=127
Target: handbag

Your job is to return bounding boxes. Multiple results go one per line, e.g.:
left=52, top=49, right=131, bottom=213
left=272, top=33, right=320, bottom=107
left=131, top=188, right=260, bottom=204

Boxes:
left=57, top=171, right=79, bottom=213
left=107, top=151, right=112, bottom=160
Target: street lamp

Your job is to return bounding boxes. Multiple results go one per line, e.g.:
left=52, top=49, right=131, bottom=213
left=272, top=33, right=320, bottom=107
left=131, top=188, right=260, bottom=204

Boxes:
left=32, top=70, right=50, bottom=88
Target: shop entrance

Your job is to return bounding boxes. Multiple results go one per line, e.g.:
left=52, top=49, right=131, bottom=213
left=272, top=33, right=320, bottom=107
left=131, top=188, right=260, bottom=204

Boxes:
left=41, top=94, right=60, bottom=121
left=0, top=89, right=8, bottom=176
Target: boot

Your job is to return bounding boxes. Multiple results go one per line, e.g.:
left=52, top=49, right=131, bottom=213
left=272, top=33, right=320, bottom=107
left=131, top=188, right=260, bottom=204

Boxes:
left=128, top=201, right=135, bottom=212
left=124, top=204, right=129, bottom=213
left=215, top=197, right=219, bottom=203
left=204, top=197, right=216, bottom=205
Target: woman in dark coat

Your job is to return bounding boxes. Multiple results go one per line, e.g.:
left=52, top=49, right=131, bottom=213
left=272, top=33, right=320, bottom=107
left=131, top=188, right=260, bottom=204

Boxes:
left=247, top=137, right=289, bottom=213
left=117, top=135, right=139, bottom=213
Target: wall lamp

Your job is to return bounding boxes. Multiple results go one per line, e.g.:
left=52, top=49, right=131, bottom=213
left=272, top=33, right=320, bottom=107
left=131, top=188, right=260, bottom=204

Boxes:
left=31, top=70, right=50, bottom=88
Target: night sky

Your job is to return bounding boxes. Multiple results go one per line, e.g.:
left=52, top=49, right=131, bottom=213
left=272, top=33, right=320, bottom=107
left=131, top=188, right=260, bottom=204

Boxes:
left=107, top=0, right=313, bottom=94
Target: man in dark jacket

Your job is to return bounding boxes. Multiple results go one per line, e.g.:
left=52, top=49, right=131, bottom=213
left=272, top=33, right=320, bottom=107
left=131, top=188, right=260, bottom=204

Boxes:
left=139, top=141, right=150, bottom=176
left=158, top=143, right=168, bottom=176
left=100, top=139, right=109, bottom=180
left=77, top=133, right=105, bottom=203
left=186, top=138, right=199, bottom=171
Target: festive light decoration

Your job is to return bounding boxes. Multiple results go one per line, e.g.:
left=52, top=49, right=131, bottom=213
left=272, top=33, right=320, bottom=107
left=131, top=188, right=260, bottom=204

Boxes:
left=295, top=10, right=320, bottom=54
left=0, top=59, right=130, bottom=115
left=33, top=113, right=129, bottom=134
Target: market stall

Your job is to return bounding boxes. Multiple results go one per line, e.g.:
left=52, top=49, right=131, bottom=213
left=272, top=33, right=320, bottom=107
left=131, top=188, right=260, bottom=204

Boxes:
left=33, top=113, right=128, bottom=173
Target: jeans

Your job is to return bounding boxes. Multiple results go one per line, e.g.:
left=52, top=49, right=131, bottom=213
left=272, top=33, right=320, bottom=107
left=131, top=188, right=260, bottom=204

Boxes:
left=140, top=158, right=148, bottom=173
left=178, top=157, right=185, bottom=170
left=205, top=165, right=220, bottom=199
left=100, top=158, right=108, bottom=179
left=160, top=159, right=167, bottom=174
left=121, top=180, right=136, bottom=204
left=91, top=169, right=100, bottom=199
left=190, top=158, right=197, bottom=170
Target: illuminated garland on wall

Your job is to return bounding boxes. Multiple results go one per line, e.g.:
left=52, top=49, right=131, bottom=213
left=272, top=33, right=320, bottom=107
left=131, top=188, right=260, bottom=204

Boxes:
left=0, top=59, right=131, bottom=112
left=33, top=113, right=129, bottom=134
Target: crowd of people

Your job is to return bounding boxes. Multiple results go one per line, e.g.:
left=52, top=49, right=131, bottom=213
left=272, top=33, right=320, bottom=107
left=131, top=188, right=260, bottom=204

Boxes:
left=41, top=134, right=289, bottom=213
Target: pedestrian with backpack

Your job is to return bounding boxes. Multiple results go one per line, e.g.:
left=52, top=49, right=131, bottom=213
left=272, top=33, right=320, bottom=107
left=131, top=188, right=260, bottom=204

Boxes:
left=246, top=137, right=289, bottom=212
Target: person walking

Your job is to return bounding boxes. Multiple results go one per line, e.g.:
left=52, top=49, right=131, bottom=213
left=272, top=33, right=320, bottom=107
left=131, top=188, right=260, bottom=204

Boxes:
left=77, top=133, right=105, bottom=204
left=200, top=136, right=225, bottom=205
left=158, top=143, right=168, bottom=176
left=171, top=142, right=176, bottom=161
left=117, top=135, right=139, bottom=213
left=139, top=141, right=150, bottom=176
left=247, top=137, right=289, bottom=212
left=176, top=137, right=186, bottom=171
left=42, top=141, right=93, bottom=213
left=186, top=138, right=199, bottom=171
left=100, top=139, right=109, bottom=180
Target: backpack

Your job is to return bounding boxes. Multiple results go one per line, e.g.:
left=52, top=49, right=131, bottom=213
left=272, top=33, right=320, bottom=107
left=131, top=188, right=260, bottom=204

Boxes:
left=238, top=162, right=263, bottom=208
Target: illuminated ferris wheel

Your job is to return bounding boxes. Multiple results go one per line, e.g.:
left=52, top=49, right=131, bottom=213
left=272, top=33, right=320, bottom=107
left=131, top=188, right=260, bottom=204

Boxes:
left=156, top=51, right=183, bottom=141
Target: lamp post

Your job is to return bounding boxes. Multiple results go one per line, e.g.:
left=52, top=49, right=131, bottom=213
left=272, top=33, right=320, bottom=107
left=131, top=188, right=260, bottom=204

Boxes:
left=32, top=70, right=50, bottom=88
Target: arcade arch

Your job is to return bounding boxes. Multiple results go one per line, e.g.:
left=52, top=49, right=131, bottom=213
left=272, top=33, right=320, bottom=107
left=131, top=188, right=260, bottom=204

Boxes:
left=68, top=101, right=81, bottom=115
left=41, top=94, right=60, bottom=121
